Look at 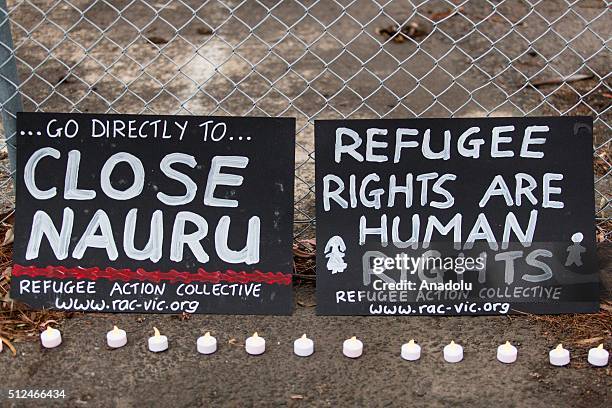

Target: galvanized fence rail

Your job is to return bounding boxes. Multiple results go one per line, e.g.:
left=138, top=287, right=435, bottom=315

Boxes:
left=0, top=0, right=610, bottom=240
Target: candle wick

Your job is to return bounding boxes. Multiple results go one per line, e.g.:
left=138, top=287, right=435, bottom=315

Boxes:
left=409, top=339, right=414, bottom=345
left=153, top=327, right=160, bottom=338
left=302, top=334, right=307, bottom=339
left=350, top=336, right=357, bottom=341
left=450, top=340, right=455, bottom=345
left=597, top=343, right=603, bottom=350
left=113, top=325, right=119, bottom=333
left=204, top=331, right=210, bottom=337
left=253, top=332, right=259, bottom=338
left=556, top=343, right=563, bottom=350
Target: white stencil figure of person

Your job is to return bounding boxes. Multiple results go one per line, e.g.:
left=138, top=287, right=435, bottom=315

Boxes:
left=325, top=235, right=347, bottom=274
left=565, top=232, right=586, bottom=267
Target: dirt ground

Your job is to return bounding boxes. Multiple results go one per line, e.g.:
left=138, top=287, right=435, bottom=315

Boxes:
left=0, top=1, right=611, bottom=407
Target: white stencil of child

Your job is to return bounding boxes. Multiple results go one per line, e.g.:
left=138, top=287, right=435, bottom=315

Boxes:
left=565, top=232, right=586, bottom=267
left=325, top=235, right=347, bottom=274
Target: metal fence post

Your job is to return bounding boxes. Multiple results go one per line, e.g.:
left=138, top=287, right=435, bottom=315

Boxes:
left=0, top=0, right=22, bottom=179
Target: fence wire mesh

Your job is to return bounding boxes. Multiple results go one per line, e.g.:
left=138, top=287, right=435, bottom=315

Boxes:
left=0, top=0, right=610, bottom=241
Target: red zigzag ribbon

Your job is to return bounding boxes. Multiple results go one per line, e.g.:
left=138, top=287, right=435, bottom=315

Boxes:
left=12, top=264, right=293, bottom=286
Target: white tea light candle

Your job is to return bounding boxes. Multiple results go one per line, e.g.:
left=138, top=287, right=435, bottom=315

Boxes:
left=197, top=332, right=217, bottom=355
left=401, top=339, right=421, bottom=361
left=41, top=326, right=62, bottom=348
left=443, top=341, right=463, bottom=363
left=245, top=332, right=265, bottom=355
left=107, top=325, right=127, bottom=348
left=549, top=344, right=570, bottom=366
left=148, top=327, right=168, bottom=352
left=294, top=334, right=314, bottom=357
left=343, top=336, right=363, bottom=358
left=587, top=344, right=609, bottom=367
left=497, top=341, right=518, bottom=364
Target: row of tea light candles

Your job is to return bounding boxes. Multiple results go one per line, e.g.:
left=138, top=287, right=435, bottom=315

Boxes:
left=30, top=326, right=609, bottom=367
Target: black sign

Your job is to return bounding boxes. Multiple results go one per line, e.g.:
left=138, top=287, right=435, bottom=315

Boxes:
left=12, top=112, right=295, bottom=315
left=315, top=117, right=598, bottom=316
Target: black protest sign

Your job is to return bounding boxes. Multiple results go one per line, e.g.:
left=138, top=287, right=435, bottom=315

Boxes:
left=315, top=117, right=598, bottom=316
left=12, top=112, right=295, bottom=315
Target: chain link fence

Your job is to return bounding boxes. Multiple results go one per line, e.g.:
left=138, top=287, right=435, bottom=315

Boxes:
left=0, top=0, right=610, bottom=241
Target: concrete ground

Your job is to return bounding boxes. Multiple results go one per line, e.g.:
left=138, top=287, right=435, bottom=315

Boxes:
left=2, top=242, right=611, bottom=408
left=1, top=281, right=610, bottom=408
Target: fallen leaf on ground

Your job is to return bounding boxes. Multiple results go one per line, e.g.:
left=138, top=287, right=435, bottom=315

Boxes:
left=0, top=335, right=17, bottom=356
left=297, top=299, right=316, bottom=307
left=40, top=319, right=59, bottom=330
left=176, top=312, right=191, bottom=321
left=228, top=338, right=243, bottom=347
left=575, top=336, right=605, bottom=345
left=146, top=35, right=169, bottom=45
left=56, top=74, right=77, bottom=85
left=529, top=372, right=541, bottom=378
left=529, top=73, right=594, bottom=87
left=376, top=22, right=428, bottom=43
left=293, top=239, right=316, bottom=258
left=600, top=302, right=612, bottom=312
left=2, top=227, right=13, bottom=246
left=430, top=7, right=464, bottom=21
left=197, top=27, right=213, bottom=35
left=293, top=245, right=314, bottom=258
